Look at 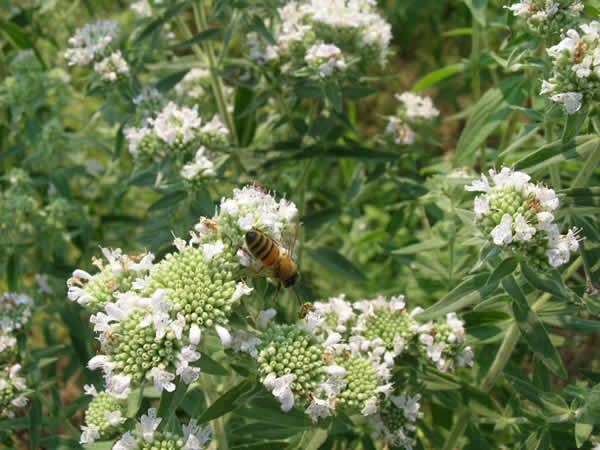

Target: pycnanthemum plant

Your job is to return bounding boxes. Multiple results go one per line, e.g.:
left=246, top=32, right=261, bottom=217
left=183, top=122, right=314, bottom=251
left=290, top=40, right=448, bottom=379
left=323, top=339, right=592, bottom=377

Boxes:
left=79, top=385, right=127, bottom=444
left=466, top=166, right=580, bottom=268
left=504, top=0, right=583, bottom=35
left=0, top=364, right=28, bottom=418
left=542, top=20, right=600, bottom=113
left=384, top=92, right=440, bottom=145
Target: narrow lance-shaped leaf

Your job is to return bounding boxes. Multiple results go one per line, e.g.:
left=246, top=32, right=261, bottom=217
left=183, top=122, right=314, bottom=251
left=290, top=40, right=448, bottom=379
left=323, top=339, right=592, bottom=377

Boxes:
left=503, top=276, right=567, bottom=377
left=306, top=247, right=367, bottom=281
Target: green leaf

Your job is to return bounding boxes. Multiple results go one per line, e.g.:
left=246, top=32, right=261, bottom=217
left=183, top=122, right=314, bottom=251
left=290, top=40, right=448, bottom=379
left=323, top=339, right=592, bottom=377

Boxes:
left=170, top=28, right=223, bottom=49
left=250, top=15, right=276, bottom=45
left=520, top=263, right=576, bottom=302
left=455, top=77, right=526, bottom=165
left=487, top=257, right=519, bottom=285
left=83, top=441, right=115, bottom=450
left=197, top=352, right=228, bottom=376
left=6, top=253, right=17, bottom=291
left=30, top=396, right=42, bottom=450
left=417, top=272, right=493, bottom=320
left=156, top=382, right=189, bottom=431
left=391, top=239, right=447, bottom=255
left=294, top=428, right=328, bottom=450
left=135, top=2, right=188, bottom=43
left=301, top=208, right=341, bottom=235
left=148, top=191, right=187, bottom=211
left=234, top=86, right=258, bottom=147
left=156, top=70, right=190, bottom=93
left=40, top=436, right=83, bottom=449
left=0, top=19, right=46, bottom=69
left=503, top=276, right=566, bottom=377
left=515, top=135, right=600, bottom=172
left=575, top=420, right=593, bottom=448
left=197, top=380, right=253, bottom=424
left=462, top=0, right=488, bottom=25
left=306, top=247, right=367, bottom=281
left=412, top=64, right=464, bottom=92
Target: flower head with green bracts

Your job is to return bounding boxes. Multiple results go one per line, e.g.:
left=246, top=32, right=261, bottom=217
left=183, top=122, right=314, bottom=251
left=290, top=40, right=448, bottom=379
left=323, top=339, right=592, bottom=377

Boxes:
left=0, top=292, right=33, bottom=334
left=0, top=364, right=28, bottom=418
left=370, top=393, right=423, bottom=450
left=466, top=167, right=581, bottom=268
left=0, top=333, right=17, bottom=363
left=79, top=385, right=127, bottom=445
left=505, top=1, right=583, bottom=35
left=247, top=0, right=391, bottom=70
left=64, top=20, right=120, bottom=66
left=112, top=408, right=212, bottom=450
left=542, top=20, right=600, bottom=114
left=67, top=247, right=154, bottom=313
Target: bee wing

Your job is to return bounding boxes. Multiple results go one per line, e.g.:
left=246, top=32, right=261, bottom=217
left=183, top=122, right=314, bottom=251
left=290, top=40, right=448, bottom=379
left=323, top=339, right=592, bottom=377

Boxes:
left=281, top=215, right=300, bottom=260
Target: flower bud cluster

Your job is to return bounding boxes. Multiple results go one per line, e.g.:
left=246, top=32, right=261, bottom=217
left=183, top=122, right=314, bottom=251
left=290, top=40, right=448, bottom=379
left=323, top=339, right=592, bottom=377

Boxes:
left=248, top=0, right=391, bottom=71
left=385, top=92, right=439, bottom=145
left=0, top=293, right=32, bottom=418
left=180, top=147, right=218, bottom=182
left=175, top=68, right=211, bottom=101
left=466, top=167, right=580, bottom=268
left=67, top=247, right=154, bottom=313
left=94, top=50, right=130, bottom=82
left=504, top=1, right=583, bottom=35
left=124, top=103, right=229, bottom=160
left=131, top=0, right=152, bottom=17
left=79, top=385, right=126, bottom=444
left=542, top=21, right=600, bottom=114
left=113, top=408, right=212, bottom=449
left=64, top=20, right=120, bottom=66
left=0, top=364, right=28, bottom=418
left=370, top=393, right=423, bottom=449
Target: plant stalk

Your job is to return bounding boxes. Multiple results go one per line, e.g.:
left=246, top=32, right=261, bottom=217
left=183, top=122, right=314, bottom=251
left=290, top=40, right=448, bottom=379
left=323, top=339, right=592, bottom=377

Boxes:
left=442, top=256, right=582, bottom=449
left=202, top=373, right=229, bottom=450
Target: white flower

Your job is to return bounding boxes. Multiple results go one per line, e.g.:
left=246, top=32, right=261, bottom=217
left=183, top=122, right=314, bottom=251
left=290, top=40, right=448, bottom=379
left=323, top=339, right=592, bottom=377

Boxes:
left=361, top=396, right=379, bottom=416
left=124, top=126, right=151, bottom=157
left=106, top=374, right=132, bottom=399
left=465, top=173, right=490, bottom=193
left=65, top=20, right=120, bottom=66
left=83, top=384, right=98, bottom=396
left=320, top=376, right=346, bottom=397
left=257, top=309, right=277, bottom=329
left=396, top=92, right=439, bottom=119
left=183, top=420, right=212, bottom=450
left=304, top=311, right=325, bottom=332
left=474, top=196, right=490, bottom=218
left=202, top=240, right=225, bottom=261
left=215, top=325, right=232, bottom=346
left=94, top=50, right=129, bottom=81
left=550, top=92, right=583, bottom=114
left=231, top=331, right=262, bottom=357
left=176, top=346, right=202, bottom=384
left=140, top=408, right=162, bottom=442
left=201, top=115, right=229, bottom=136
left=264, top=373, right=296, bottom=412
left=150, top=367, right=176, bottom=392
left=181, top=147, right=216, bottom=179
left=151, top=102, right=202, bottom=146
left=105, top=410, right=126, bottom=426
left=305, top=42, right=346, bottom=77
left=80, top=426, right=100, bottom=444
left=305, top=397, right=333, bottom=423
left=88, top=355, right=115, bottom=374
left=189, top=324, right=202, bottom=345
left=34, top=273, right=52, bottom=294
left=514, top=214, right=536, bottom=242
left=231, top=282, right=253, bottom=302
left=458, top=346, right=474, bottom=367
left=540, top=80, right=556, bottom=95
left=131, top=0, right=152, bottom=17
left=491, top=214, right=513, bottom=245
left=391, top=393, right=423, bottom=422
left=325, top=365, right=346, bottom=377
left=534, top=185, right=560, bottom=210
left=537, top=211, right=555, bottom=230
left=113, top=432, right=137, bottom=450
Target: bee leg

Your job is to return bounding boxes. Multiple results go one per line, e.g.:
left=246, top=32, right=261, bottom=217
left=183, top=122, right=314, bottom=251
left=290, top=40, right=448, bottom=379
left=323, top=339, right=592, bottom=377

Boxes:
left=273, top=282, right=282, bottom=301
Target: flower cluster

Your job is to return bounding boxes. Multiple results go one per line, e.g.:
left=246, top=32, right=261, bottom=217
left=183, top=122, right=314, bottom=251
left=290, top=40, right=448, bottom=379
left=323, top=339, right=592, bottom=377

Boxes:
left=504, top=1, right=583, bottom=35
left=313, top=294, right=473, bottom=372
left=181, top=147, right=218, bottom=181
left=65, top=20, right=120, bottom=66
left=248, top=0, right=391, bottom=71
left=385, top=92, right=439, bottom=145
left=75, top=185, right=299, bottom=435
left=542, top=21, right=600, bottom=114
left=0, top=292, right=33, bottom=334
left=0, top=364, right=28, bottom=418
left=466, top=167, right=580, bottom=268
left=113, top=408, right=212, bottom=449
left=370, top=394, right=423, bottom=449
left=80, top=385, right=127, bottom=444
left=67, top=247, right=154, bottom=313
left=124, top=103, right=229, bottom=160
left=94, top=50, right=130, bottom=82
left=305, top=42, right=347, bottom=77
left=131, top=0, right=152, bottom=17
left=175, top=68, right=211, bottom=100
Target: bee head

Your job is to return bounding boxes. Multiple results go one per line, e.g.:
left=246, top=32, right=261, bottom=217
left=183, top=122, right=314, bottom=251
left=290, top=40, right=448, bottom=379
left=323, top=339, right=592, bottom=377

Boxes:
left=245, top=231, right=258, bottom=245
left=283, top=271, right=300, bottom=288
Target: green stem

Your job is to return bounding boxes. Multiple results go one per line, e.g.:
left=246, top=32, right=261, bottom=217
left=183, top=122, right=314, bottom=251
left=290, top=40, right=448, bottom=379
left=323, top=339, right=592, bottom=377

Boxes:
left=471, top=19, right=485, bottom=171
left=442, top=256, right=582, bottom=449
left=194, top=0, right=239, bottom=147
left=202, top=373, right=229, bottom=450
left=296, top=158, right=314, bottom=270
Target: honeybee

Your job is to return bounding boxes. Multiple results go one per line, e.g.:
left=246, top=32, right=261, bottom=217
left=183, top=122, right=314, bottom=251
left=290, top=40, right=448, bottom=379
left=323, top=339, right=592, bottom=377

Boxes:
left=244, top=228, right=300, bottom=293
left=298, top=302, right=314, bottom=318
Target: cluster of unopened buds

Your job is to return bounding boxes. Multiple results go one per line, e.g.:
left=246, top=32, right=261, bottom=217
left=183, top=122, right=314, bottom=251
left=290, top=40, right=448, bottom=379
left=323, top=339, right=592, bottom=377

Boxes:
left=542, top=20, right=600, bottom=114
left=0, top=292, right=33, bottom=418
left=504, top=0, right=583, bottom=35
left=466, top=167, right=580, bottom=268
